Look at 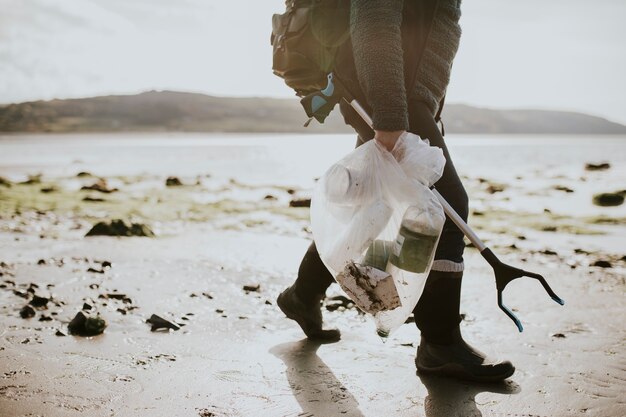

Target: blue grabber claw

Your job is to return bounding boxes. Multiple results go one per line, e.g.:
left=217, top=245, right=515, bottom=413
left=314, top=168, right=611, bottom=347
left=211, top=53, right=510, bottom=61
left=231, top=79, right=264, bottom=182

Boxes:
left=300, top=73, right=345, bottom=126
left=481, top=248, right=565, bottom=332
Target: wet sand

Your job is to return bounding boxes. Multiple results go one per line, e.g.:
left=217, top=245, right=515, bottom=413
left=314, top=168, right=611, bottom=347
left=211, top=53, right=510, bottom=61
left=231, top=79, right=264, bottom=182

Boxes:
left=0, top=134, right=625, bottom=416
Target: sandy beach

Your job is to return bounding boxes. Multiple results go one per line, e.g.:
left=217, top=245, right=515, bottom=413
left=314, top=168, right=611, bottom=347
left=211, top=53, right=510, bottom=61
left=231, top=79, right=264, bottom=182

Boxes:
left=1, top=133, right=625, bottom=417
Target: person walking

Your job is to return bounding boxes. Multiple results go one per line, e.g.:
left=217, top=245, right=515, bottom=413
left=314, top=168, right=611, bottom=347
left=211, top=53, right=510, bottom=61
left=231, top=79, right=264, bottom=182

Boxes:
left=277, top=0, right=515, bottom=382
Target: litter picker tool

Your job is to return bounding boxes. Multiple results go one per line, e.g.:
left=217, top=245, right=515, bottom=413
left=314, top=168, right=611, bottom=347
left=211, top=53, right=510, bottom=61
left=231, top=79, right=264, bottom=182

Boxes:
left=301, top=73, right=565, bottom=332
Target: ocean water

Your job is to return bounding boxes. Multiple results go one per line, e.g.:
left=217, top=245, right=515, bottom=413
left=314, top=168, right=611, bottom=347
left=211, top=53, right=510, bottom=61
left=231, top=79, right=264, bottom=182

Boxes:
left=1, top=133, right=625, bottom=218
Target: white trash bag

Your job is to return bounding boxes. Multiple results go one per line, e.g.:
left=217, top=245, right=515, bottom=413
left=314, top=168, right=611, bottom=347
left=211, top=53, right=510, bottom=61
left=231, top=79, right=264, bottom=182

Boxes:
left=311, top=132, right=447, bottom=338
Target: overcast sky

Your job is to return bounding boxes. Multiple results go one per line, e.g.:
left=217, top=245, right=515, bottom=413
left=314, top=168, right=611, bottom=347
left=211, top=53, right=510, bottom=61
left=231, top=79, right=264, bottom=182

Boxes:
left=1, top=0, right=625, bottom=123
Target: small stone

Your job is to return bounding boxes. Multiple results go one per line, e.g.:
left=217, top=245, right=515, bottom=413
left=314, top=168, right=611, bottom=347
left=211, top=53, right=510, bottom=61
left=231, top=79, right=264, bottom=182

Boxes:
left=592, top=260, right=612, bottom=268
left=81, top=179, right=117, bottom=193
left=82, top=303, right=93, bottom=311
left=264, top=194, right=277, bottom=201
left=540, top=249, right=558, bottom=256
left=38, top=314, right=53, bottom=322
left=85, top=219, right=154, bottom=237
left=146, top=314, right=180, bottom=332
left=551, top=333, right=566, bottom=338
left=101, top=261, right=112, bottom=268
left=68, top=311, right=107, bottom=336
left=37, top=259, right=46, bottom=265
left=592, top=192, right=624, bottom=207
left=87, top=267, right=105, bottom=274
left=243, top=283, right=260, bottom=292
left=29, top=295, right=49, bottom=308
left=289, top=198, right=311, bottom=208
left=165, top=176, right=183, bottom=186
left=584, top=162, right=610, bottom=171
left=553, top=185, right=574, bottom=193
left=19, top=305, right=36, bottom=319
left=55, top=330, right=66, bottom=337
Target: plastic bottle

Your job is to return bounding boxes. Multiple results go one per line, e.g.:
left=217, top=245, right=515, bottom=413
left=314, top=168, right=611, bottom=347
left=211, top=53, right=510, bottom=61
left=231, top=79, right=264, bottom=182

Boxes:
left=388, top=205, right=444, bottom=273
left=324, top=163, right=364, bottom=205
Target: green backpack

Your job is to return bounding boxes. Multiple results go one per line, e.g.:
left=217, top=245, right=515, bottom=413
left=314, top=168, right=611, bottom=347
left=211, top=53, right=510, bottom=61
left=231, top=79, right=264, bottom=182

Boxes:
left=271, top=0, right=350, bottom=97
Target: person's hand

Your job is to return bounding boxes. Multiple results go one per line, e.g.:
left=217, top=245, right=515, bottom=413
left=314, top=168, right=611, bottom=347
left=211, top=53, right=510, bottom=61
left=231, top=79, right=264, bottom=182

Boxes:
left=374, top=130, right=405, bottom=152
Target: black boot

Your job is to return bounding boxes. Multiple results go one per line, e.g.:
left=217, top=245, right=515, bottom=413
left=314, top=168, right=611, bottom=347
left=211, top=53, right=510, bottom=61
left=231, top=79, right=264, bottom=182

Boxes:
left=413, top=270, right=515, bottom=382
left=277, top=285, right=341, bottom=341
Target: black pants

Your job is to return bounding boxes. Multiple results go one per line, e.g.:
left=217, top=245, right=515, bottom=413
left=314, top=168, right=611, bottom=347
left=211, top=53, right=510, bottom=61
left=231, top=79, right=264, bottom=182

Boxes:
left=293, top=100, right=469, bottom=339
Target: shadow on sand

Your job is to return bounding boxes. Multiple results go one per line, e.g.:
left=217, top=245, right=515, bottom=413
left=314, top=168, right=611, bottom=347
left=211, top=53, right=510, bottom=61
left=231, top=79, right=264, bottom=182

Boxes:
left=417, top=373, right=521, bottom=417
left=270, top=339, right=365, bottom=417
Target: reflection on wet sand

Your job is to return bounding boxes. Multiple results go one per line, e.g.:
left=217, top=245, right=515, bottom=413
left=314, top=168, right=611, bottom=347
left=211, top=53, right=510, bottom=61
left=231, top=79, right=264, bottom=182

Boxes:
left=418, top=373, right=521, bottom=417
left=271, top=339, right=365, bottom=417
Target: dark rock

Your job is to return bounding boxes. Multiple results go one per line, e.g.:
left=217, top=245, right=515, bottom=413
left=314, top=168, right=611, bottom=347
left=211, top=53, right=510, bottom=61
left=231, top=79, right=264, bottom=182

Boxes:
left=55, top=330, right=66, bottom=337
left=13, top=289, right=29, bottom=298
left=37, top=259, right=46, bottom=265
left=76, top=172, right=93, bottom=177
left=19, top=305, right=36, bottom=319
left=551, top=333, right=566, bottom=338
left=85, top=219, right=155, bottom=237
left=165, top=176, right=183, bottom=186
left=243, top=284, right=260, bottom=292
left=83, top=196, right=105, bottom=202
left=99, top=293, right=132, bottom=303
left=289, top=198, right=311, bottom=208
left=574, top=248, right=591, bottom=255
left=87, top=267, right=105, bottom=274
left=29, top=295, right=49, bottom=308
left=264, top=194, right=277, bottom=201
left=82, top=303, right=93, bottom=311
left=68, top=311, right=107, bottom=336
left=553, top=185, right=574, bottom=193
left=215, top=309, right=224, bottom=314
left=101, top=261, right=112, bottom=268
left=540, top=249, right=558, bottom=256
left=38, top=314, right=53, bottom=322
left=81, top=179, right=117, bottom=193
left=202, top=292, right=213, bottom=299
left=592, top=192, right=624, bottom=207
left=264, top=300, right=272, bottom=305
left=542, top=226, right=557, bottom=232
left=146, top=314, right=180, bottom=331
left=584, top=162, right=610, bottom=171
left=592, top=260, right=612, bottom=268
left=40, top=186, right=57, bottom=193
left=286, top=188, right=296, bottom=195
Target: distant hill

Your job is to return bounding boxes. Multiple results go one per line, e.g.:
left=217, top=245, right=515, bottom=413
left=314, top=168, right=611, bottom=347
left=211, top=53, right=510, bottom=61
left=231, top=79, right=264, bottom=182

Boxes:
left=1, top=90, right=625, bottom=135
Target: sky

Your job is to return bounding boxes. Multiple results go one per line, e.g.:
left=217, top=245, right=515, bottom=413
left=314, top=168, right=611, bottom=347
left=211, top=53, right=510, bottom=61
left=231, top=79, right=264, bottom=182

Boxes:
left=0, top=0, right=625, bottom=123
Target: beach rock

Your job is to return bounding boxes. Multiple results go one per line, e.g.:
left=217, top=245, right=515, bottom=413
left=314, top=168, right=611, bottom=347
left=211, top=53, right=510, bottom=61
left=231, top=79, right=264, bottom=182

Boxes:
left=540, top=249, right=558, bottom=256
left=85, top=219, right=155, bottom=237
left=146, top=314, right=180, bottom=331
left=289, top=198, right=311, bottom=208
left=29, top=294, right=49, bottom=308
left=585, top=162, right=610, bottom=171
left=87, top=267, right=105, bottom=274
left=39, top=314, right=53, bottom=322
left=554, top=185, right=574, bottom=193
left=264, top=194, right=277, bottom=201
left=592, top=192, right=624, bottom=207
left=99, top=293, right=132, bottom=303
left=40, top=186, right=57, bottom=193
left=166, top=176, right=183, bottom=186
left=19, top=305, right=36, bottom=318
left=551, top=333, right=566, bottom=338
left=592, top=260, right=612, bottom=268
left=243, top=283, right=260, bottom=292
left=68, top=311, right=107, bottom=336
left=82, top=303, right=93, bottom=311
left=55, top=330, right=66, bottom=337
left=81, top=178, right=117, bottom=193
left=83, top=196, right=105, bottom=202
left=101, top=261, right=112, bottom=268
left=76, top=171, right=93, bottom=177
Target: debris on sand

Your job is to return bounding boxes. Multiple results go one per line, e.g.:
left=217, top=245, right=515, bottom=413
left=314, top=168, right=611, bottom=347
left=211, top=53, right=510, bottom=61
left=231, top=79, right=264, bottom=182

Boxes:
left=146, top=314, right=180, bottom=331
left=592, top=260, right=612, bottom=268
left=76, top=171, right=93, bottom=177
left=166, top=176, right=183, bottom=186
left=20, top=305, right=36, bottom=318
left=585, top=162, right=610, bottom=171
left=592, top=192, right=624, bottom=207
left=87, top=267, right=105, bottom=274
left=289, top=198, right=311, bottom=208
left=485, top=183, right=505, bottom=194
left=99, top=293, right=132, bottom=303
left=85, top=219, right=155, bottom=237
left=68, top=311, right=107, bottom=336
left=243, top=283, right=260, bottom=293
left=40, top=186, right=57, bottom=193
left=81, top=179, right=118, bottom=193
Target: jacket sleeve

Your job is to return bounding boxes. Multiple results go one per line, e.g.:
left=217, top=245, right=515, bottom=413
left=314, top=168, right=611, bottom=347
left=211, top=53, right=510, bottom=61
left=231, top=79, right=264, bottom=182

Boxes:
left=350, top=0, right=408, bottom=131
